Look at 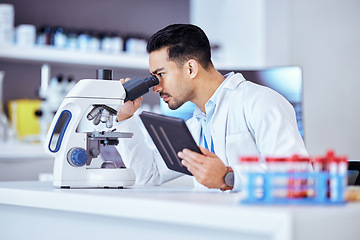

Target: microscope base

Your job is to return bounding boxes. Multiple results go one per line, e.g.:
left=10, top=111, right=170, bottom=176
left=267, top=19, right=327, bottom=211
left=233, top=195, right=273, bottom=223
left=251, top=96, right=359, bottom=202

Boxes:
left=53, top=168, right=136, bottom=188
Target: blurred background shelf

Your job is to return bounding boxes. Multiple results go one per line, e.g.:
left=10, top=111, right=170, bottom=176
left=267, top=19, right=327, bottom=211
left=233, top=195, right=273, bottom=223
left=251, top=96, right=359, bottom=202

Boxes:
left=0, top=45, right=243, bottom=71
left=0, top=45, right=149, bottom=70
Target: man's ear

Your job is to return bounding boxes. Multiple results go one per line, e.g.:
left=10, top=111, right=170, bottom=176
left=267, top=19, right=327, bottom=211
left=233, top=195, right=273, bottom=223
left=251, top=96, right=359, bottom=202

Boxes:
left=187, top=59, right=198, bottom=78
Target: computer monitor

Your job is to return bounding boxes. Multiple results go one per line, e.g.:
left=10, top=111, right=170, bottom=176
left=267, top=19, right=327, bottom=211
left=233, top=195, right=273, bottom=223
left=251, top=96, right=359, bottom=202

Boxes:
left=219, top=66, right=304, bottom=138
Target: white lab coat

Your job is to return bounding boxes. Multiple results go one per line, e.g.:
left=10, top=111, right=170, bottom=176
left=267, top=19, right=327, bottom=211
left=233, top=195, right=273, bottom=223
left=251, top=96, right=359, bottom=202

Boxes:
left=115, top=73, right=308, bottom=191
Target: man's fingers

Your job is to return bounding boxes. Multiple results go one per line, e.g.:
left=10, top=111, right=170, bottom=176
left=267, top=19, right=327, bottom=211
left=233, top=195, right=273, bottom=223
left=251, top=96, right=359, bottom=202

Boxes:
left=180, top=155, right=203, bottom=169
left=119, top=78, right=131, bottom=84
left=178, top=149, right=206, bottom=178
left=199, top=146, right=217, bottom=157
left=178, top=148, right=205, bottom=164
left=181, top=160, right=195, bottom=174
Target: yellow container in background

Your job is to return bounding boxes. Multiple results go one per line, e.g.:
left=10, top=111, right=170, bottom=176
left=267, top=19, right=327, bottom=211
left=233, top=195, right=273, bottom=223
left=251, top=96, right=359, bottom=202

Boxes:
left=8, top=99, right=41, bottom=140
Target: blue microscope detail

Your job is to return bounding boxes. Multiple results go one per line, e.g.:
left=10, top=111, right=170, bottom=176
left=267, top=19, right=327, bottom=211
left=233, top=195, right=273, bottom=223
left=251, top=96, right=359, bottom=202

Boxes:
left=67, top=147, right=88, bottom=167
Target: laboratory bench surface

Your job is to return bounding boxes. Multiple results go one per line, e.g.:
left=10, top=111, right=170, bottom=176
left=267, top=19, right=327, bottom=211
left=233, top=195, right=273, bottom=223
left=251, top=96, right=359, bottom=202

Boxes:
left=0, top=181, right=359, bottom=240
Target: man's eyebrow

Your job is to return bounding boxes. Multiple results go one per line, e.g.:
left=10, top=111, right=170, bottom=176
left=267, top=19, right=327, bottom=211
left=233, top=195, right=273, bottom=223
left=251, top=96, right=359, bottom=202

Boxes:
left=151, top=67, right=164, bottom=75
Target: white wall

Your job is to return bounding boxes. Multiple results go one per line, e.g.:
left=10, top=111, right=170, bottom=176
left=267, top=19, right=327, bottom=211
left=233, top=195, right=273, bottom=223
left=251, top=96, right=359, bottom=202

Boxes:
left=290, top=0, right=360, bottom=158
left=190, top=0, right=266, bottom=69
left=264, top=0, right=291, bottom=66
left=190, top=0, right=292, bottom=68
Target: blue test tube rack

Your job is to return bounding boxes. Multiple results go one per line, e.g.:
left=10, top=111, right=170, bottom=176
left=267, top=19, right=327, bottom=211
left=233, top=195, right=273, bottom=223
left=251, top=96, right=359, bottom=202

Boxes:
left=241, top=172, right=347, bottom=205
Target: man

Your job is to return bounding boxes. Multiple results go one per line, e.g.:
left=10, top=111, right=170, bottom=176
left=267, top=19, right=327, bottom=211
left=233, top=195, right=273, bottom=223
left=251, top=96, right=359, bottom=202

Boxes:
left=115, top=24, right=307, bottom=191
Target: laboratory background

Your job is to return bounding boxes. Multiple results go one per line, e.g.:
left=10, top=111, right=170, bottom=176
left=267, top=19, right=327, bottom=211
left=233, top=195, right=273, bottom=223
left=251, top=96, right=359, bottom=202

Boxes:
left=1, top=0, right=359, bottom=181
left=0, top=0, right=360, bottom=239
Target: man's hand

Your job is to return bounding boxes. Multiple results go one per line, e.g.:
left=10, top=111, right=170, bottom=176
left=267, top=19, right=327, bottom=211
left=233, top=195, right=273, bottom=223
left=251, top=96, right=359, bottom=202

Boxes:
left=178, top=146, right=228, bottom=189
left=116, top=78, right=143, bottom=122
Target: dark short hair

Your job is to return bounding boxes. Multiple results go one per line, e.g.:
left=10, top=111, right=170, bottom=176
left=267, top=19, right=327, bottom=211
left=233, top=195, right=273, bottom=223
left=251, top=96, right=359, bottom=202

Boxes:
left=147, top=24, right=213, bottom=70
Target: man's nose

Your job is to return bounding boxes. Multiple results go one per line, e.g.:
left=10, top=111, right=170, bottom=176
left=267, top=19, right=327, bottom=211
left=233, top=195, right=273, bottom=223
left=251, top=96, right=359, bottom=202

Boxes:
left=153, top=84, right=162, bottom=93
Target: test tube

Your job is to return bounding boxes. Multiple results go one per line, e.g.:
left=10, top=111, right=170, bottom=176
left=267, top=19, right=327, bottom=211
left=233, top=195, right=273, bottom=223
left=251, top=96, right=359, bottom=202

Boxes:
left=288, top=155, right=310, bottom=199
left=328, top=151, right=338, bottom=202
left=313, top=156, right=327, bottom=201
left=238, top=156, right=263, bottom=201
left=266, top=157, right=290, bottom=199
left=327, top=151, right=347, bottom=202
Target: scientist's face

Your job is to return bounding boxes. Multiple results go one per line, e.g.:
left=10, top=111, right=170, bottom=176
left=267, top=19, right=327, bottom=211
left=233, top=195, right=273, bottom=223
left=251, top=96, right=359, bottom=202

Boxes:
left=149, top=47, right=194, bottom=110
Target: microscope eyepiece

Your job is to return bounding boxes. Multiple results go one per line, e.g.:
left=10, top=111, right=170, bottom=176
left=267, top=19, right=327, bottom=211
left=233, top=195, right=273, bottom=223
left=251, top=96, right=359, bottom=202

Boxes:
left=95, top=68, right=159, bottom=102
left=122, top=75, right=159, bottom=102
left=143, top=75, right=159, bottom=88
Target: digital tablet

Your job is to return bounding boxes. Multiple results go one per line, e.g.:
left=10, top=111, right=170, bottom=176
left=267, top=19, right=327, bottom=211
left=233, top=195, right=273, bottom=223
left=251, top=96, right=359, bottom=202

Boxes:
left=139, top=111, right=201, bottom=175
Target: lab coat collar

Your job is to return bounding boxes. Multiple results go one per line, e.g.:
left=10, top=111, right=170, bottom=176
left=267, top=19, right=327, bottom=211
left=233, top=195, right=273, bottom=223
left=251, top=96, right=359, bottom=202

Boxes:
left=192, top=72, right=246, bottom=120
left=222, top=72, right=246, bottom=89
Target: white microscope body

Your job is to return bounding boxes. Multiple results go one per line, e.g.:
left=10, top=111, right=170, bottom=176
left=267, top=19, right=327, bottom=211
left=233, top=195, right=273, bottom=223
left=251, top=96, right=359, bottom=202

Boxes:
left=45, top=75, right=136, bottom=188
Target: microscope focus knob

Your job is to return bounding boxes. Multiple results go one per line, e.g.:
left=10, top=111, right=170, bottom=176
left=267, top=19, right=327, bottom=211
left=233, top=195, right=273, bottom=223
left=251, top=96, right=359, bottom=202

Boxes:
left=67, top=147, right=88, bottom=167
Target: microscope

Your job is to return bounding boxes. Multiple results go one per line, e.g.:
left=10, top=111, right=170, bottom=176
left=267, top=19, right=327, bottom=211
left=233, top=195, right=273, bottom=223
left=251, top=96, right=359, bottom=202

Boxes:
left=44, top=69, right=159, bottom=188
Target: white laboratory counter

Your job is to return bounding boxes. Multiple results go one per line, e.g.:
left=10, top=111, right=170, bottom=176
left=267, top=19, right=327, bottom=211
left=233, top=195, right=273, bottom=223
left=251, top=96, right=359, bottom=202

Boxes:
left=0, top=181, right=359, bottom=240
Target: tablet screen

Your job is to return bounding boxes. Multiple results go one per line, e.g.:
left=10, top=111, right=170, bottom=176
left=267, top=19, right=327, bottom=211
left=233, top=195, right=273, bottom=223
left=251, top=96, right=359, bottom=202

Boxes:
left=139, top=111, right=201, bottom=175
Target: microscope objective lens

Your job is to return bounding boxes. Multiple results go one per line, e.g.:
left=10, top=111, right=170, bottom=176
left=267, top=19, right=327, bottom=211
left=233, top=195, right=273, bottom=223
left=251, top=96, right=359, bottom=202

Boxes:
left=93, top=114, right=101, bottom=125
left=87, top=106, right=101, bottom=120
left=106, top=115, right=114, bottom=128
left=100, top=109, right=110, bottom=123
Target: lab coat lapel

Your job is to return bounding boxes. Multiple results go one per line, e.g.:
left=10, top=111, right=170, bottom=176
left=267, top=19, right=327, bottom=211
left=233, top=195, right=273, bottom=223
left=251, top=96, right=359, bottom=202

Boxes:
left=210, top=73, right=247, bottom=165
left=210, top=91, right=229, bottom=164
left=186, top=117, right=202, bottom=146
